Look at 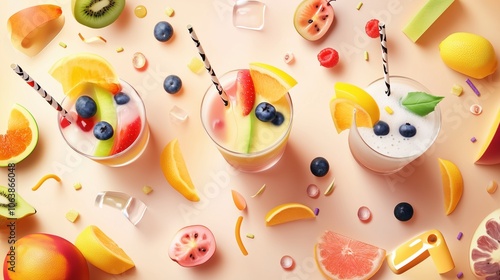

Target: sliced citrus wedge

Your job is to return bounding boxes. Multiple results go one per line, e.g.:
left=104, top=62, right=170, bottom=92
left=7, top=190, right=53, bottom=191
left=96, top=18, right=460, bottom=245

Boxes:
left=265, top=202, right=315, bottom=226
left=438, top=158, right=463, bottom=215
left=249, top=62, right=297, bottom=102
left=330, top=82, right=380, bottom=133
left=160, top=138, right=200, bottom=202
left=75, top=225, right=134, bottom=275
left=0, top=103, right=38, bottom=166
left=49, top=52, right=121, bottom=95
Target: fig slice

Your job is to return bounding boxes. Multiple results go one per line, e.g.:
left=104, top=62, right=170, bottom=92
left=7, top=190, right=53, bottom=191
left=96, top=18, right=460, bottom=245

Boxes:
left=470, top=208, right=500, bottom=279
left=293, top=0, right=335, bottom=41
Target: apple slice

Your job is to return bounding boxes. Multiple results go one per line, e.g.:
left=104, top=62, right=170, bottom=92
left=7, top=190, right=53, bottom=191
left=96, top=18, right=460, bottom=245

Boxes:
left=111, top=116, right=141, bottom=155
left=7, top=4, right=64, bottom=57
left=93, top=86, right=117, bottom=157
left=475, top=109, right=500, bottom=165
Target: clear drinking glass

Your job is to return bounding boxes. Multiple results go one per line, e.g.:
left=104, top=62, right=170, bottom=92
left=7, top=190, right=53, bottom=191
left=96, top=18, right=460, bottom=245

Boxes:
left=200, top=70, right=293, bottom=172
left=348, top=76, right=441, bottom=174
left=58, top=80, right=150, bottom=167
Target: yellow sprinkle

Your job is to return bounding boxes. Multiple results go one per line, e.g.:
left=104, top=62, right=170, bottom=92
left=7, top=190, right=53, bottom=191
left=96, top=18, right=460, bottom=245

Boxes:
left=134, top=5, right=147, bottom=18
left=187, top=57, right=205, bottom=73
left=32, top=174, right=61, bottom=191
left=385, top=106, right=394, bottom=115
left=251, top=184, right=266, bottom=198
left=73, top=182, right=82, bottom=190
left=487, top=180, right=498, bottom=194
left=142, top=185, right=154, bottom=194
left=116, top=47, right=124, bottom=53
left=235, top=216, right=248, bottom=256
left=356, top=2, right=363, bottom=10
left=364, top=51, right=369, bottom=61
left=165, top=7, right=175, bottom=17
left=324, top=178, right=335, bottom=196
left=246, top=233, right=255, bottom=239
left=451, top=84, right=463, bottom=96
left=59, top=42, right=67, bottom=48
left=65, top=210, right=79, bottom=223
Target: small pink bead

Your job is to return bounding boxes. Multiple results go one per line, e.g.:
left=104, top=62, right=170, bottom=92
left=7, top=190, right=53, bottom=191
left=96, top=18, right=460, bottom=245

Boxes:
left=357, top=206, right=372, bottom=222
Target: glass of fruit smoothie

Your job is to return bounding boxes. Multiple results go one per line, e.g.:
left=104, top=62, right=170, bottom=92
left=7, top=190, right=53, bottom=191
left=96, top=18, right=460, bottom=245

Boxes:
left=347, top=76, right=442, bottom=174
left=58, top=80, right=150, bottom=167
left=200, top=66, right=295, bottom=172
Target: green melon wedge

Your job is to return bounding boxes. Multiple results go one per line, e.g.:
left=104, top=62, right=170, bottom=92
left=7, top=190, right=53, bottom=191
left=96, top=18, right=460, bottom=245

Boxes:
left=93, top=85, right=117, bottom=157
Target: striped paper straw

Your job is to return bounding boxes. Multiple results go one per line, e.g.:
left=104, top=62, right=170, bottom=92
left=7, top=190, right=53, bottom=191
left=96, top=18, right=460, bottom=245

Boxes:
left=187, top=24, right=229, bottom=107
left=378, top=22, right=391, bottom=96
left=10, top=64, right=74, bottom=123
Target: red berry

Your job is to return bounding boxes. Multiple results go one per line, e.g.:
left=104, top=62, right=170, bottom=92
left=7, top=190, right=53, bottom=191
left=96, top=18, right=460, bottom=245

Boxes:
left=365, top=19, right=380, bottom=38
left=317, top=48, right=339, bottom=68
left=236, top=69, right=255, bottom=116
left=60, top=117, right=71, bottom=129
left=76, top=115, right=94, bottom=132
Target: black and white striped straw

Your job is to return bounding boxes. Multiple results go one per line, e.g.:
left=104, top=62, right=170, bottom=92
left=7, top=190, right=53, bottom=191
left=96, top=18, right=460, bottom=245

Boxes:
left=378, top=22, right=391, bottom=96
left=187, top=24, right=229, bottom=107
left=10, top=63, right=74, bottom=123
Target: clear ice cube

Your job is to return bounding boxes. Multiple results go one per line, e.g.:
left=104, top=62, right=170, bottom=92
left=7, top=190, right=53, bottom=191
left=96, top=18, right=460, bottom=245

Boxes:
left=233, top=0, right=266, bottom=30
left=95, top=191, right=147, bottom=225
left=169, top=105, right=189, bottom=123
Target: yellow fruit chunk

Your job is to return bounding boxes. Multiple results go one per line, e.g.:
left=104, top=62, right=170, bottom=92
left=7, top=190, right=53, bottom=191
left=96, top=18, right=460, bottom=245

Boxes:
left=7, top=4, right=64, bottom=57
left=249, top=62, right=297, bottom=102
left=65, top=209, right=79, bottom=222
left=475, top=109, right=500, bottom=165
left=75, top=225, right=135, bottom=274
left=160, top=138, right=200, bottom=202
left=265, top=203, right=315, bottom=226
left=438, top=158, right=463, bottom=215
left=330, top=82, right=380, bottom=133
left=0, top=103, right=38, bottom=166
left=49, top=52, right=121, bottom=95
left=439, top=32, right=497, bottom=79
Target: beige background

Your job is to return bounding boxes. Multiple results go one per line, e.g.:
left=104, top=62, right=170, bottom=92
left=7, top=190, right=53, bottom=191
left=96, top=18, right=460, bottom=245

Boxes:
left=1, top=0, right=500, bottom=279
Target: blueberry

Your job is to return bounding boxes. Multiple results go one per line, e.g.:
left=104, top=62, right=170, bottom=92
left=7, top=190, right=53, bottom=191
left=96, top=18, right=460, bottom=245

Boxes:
left=310, top=157, right=329, bottom=177
left=373, top=120, right=390, bottom=136
left=93, top=121, right=114, bottom=140
left=399, top=123, right=417, bottom=137
left=75, top=95, right=97, bottom=118
left=114, top=92, right=130, bottom=105
left=271, top=112, right=285, bottom=126
left=154, top=21, right=173, bottom=42
left=255, top=102, right=276, bottom=122
left=394, top=202, right=413, bottom=222
left=163, top=75, right=182, bottom=94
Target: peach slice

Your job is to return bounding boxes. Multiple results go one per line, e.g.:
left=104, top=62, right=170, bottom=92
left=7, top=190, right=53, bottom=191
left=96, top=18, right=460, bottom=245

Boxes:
left=7, top=4, right=64, bottom=57
left=475, top=109, right=500, bottom=165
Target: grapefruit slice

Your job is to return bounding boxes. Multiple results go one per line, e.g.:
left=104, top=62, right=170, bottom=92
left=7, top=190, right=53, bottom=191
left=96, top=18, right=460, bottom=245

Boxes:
left=469, top=208, right=500, bottom=279
left=475, top=109, right=500, bottom=165
left=437, top=158, right=463, bottom=215
left=265, top=202, right=315, bottom=226
left=315, top=231, right=386, bottom=280
left=160, top=138, right=200, bottom=202
left=49, top=52, right=121, bottom=94
left=0, top=104, right=38, bottom=166
left=249, top=62, right=297, bottom=102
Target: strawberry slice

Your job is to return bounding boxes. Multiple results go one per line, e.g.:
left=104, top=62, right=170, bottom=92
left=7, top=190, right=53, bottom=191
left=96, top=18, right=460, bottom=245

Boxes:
left=111, top=116, right=142, bottom=154
left=236, top=70, right=255, bottom=116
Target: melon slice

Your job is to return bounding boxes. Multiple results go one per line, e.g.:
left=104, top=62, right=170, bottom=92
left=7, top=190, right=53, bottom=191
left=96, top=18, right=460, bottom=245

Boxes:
left=293, top=0, right=335, bottom=41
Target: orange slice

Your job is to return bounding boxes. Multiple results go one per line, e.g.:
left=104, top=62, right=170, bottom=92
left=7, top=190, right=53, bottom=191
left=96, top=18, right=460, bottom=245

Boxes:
left=249, top=62, right=297, bottom=102
left=160, top=138, right=200, bottom=202
left=438, top=158, right=463, bottom=215
left=49, top=52, right=121, bottom=94
left=0, top=103, right=38, bottom=166
left=231, top=189, right=247, bottom=211
left=265, top=202, right=315, bottom=226
left=75, top=225, right=134, bottom=275
left=330, top=82, right=380, bottom=133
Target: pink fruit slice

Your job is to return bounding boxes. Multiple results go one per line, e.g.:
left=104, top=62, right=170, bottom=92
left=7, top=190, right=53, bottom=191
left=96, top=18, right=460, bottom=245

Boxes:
left=470, top=208, right=500, bottom=279
left=293, top=0, right=335, bottom=41
left=168, top=225, right=216, bottom=267
left=111, top=116, right=141, bottom=155
left=236, top=69, right=255, bottom=116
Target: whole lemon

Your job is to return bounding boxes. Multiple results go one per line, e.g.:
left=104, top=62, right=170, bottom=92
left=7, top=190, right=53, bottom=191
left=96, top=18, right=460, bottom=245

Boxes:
left=439, top=32, right=497, bottom=79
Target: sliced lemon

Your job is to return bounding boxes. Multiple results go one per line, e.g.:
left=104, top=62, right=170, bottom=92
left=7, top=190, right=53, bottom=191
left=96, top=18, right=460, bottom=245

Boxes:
left=330, top=82, right=380, bottom=133
left=49, top=52, right=121, bottom=95
left=160, top=138, right=200, bottom=202
left=265, top=202, right=315, bottom=226
left=75, top=225, right=134, bottom=275
left=438, top=158, right=463, bottom=215
left=249, top=62, right=297, bottom=102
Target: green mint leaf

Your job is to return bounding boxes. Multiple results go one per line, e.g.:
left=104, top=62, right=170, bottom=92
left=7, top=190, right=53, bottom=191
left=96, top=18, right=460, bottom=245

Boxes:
left=401, top=92, right=444, bottom=116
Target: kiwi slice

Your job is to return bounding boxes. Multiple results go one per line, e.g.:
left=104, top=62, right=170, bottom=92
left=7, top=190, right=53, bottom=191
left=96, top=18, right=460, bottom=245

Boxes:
left=72, top=0, right=125, bottom=29
left=0, top=185, right=36, bottom=221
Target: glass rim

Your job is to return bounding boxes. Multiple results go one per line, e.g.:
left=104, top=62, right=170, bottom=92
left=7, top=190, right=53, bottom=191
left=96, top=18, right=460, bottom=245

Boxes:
left=57, top=79, right=148, bottom=161
left=200, top=69, right=294, bottom=158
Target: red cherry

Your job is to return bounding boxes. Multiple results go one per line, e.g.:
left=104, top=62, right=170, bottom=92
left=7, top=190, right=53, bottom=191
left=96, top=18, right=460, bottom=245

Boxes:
left=317, top=48, right=339, bottom=68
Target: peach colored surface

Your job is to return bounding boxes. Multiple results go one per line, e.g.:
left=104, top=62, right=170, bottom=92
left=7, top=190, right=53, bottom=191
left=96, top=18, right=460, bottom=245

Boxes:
left=1, top=1, right=500, bottom=279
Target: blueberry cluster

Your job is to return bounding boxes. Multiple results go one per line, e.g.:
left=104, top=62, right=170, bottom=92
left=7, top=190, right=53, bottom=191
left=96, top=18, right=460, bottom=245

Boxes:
left=254, top=102, right=285, bottom=126
left=373, top=120, right=417, bottom=138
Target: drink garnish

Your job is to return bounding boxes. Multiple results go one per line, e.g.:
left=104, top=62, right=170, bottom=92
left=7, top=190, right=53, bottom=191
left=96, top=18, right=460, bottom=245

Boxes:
left=401, top=91, right=444, bottom=116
